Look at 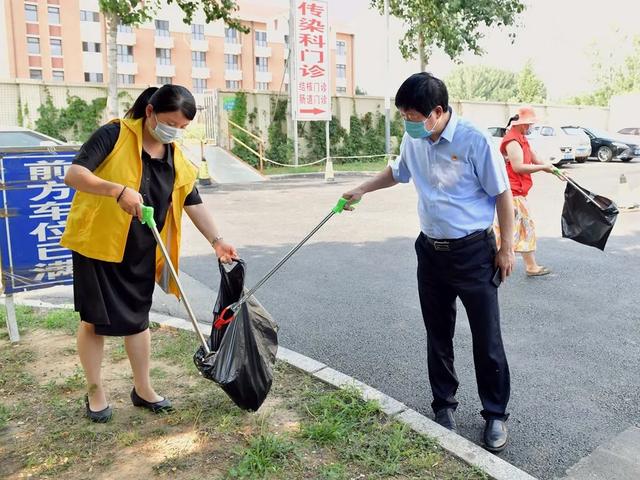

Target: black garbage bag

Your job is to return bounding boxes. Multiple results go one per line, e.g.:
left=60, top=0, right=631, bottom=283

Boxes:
left=194, top=260, right=278, bottom=411
left=561, top=180, right=619, bottom=250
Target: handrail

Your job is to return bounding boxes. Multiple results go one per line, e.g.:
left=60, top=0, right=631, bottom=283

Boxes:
left=227, top=119, right=265, bottom=172
left=228, top=119, right=264, bottom=144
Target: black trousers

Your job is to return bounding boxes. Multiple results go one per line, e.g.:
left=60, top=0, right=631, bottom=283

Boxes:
left=415, top=230, right=510, bottom=420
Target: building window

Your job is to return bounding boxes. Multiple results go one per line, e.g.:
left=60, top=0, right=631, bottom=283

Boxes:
left=336, top=40, right=346, bottom=56
left=25, top=4, right=38, bottom=22
left=336, top=64, right=347, bottom=79
left=47, top=6, right=60, bottom=24
left=255, top=57, right=268, bottom=72
left=50, top=38, right=62, bottom=56
left=192, top=51, right=206, bottom=68
left=118, top=74, right=135, bottom=85
left=256, top=82, right=269, bottom=91
left=225, top=80, right=240, bottom=89
left=84, top=72, right=104, bottom=83
left=157, top=76, right=172, bottom=85
left=27, top=37, right=40, bottom=55
left=117, top=22, right=133, bottom=33
left=193, top=78, right=207, bottom=93
left=82, top=41, right=101, bottom=53
left=29, top=69, right=43, bottom=80
left=52, top=70, right=64, bottom=81
left=255, top=31, right=267, bottom=47
left=224, top=54, right=239, bottom=70
left=80, top=10, right=100, bottom=22
left=191, top=24, right=204, bottom=40
left=336, top=86, right=347, bottom=94
left=117, top=45, right=134, bottom=63
left=224, top=27, right=239, bottom=44
left=155, top=20, right=170, bottom=37
left=156, top=48, right=171, bottom=65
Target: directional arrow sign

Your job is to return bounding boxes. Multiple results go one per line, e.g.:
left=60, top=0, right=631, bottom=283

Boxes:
left=300, top=107, right=326, bottom=115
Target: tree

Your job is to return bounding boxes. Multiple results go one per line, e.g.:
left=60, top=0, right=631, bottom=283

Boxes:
left=98, top=0, right=246, bottom=119
left=370, top=0, right=525, bottom=71
left=446, top=65, right=518, bottom=102
left=514, top=60, right=547, bottom=103
left=569, top=34, right=640, bottom=106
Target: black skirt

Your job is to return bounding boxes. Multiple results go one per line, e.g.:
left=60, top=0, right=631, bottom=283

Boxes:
left=71, top=123, right=201, bottom=336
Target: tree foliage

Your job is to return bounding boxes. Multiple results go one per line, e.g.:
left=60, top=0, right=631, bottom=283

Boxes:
left=446, top=62, right=547, bottom=103
left=569, top=34, right=640, bottom=106
left=446, top=65, right=517, bottom=102
left=515, top=60, right=547, bottom=103
left=370, top=0, right=525, bottom=70
left=98, top=0, right=246, bottom=29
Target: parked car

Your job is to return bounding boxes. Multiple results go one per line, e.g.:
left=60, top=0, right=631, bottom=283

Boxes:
left=487, top=126, right=574, bottom=167
left=562, top=126, right=640, bottom=162
left=618, top=127, right=640, bottom=136
left=558, top=126, right=592, bottom=163
left=0, top=127, right=64, bottom=148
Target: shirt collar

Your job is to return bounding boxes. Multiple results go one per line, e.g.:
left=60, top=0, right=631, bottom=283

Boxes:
left=438, top=107, right=458, bottom=143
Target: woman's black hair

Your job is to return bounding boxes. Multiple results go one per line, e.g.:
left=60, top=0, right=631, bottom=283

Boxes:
left=394, top=72, right=449, bottom=117
left=506, top=114, right=519, bottom=128
left=125, top=84, right=197, bottom=120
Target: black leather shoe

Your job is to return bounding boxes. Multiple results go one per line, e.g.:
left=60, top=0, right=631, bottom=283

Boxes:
left=131, top=388, right=173, bottom=413
left=483, top=418, right=508, bottom=452
left=434, top=408, right=457, bottom=432
left=85, top=394, right=112, bottom=423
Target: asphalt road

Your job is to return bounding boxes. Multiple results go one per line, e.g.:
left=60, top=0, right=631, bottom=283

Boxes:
left=169, top=160, right=639, bottom=479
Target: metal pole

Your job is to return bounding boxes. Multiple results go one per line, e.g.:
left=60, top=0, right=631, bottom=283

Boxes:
left=5, top=294, right=20, bottom=343
left=384, top=0, right=391, bottom=162
left=148, top=226, right=210, bottom=355
left=289, top=0, right=299, bottom=166
left=324, top=120, right=334, bottom=182
left=259, top=142, right=264, bottom=173
left=238, top=210, right=336, bottom=304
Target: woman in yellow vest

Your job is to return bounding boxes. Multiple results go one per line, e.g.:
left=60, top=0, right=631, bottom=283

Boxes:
left=61, top=85, right=237, bottom=422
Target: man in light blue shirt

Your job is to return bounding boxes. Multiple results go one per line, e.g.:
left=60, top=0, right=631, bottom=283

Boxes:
left=343, top=73, right=515, bottom=452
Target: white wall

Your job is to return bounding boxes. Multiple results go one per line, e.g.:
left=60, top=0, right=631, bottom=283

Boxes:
left=609, top=93, right=640, bottom=131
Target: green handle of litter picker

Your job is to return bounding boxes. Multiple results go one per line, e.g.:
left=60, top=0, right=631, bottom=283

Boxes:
left=552, top=167, right=561, bottom=176
left=332, top=197, right=360, bottom=214
left=141, top=205, right=156, bottom=229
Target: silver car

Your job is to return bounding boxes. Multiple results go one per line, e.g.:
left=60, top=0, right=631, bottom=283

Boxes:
left=0, top=127, right=64, bottom=148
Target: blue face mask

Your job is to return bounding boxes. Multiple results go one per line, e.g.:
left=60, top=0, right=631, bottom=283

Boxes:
left=404, top=111, right=439, bottom=139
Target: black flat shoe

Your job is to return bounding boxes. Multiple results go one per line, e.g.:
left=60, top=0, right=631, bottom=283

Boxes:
left=84, top=394, right=112, bottom=423
left=434, top=408, right=457, bottom=432
left=130, top=388, right=173, bottom=413
left=483, top=418, right=508, bottom=453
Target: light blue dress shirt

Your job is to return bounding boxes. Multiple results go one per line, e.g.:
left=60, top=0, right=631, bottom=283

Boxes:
left=390, top=108, right=509, bottom=239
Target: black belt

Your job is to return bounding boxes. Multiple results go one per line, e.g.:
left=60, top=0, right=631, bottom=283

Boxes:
left=424, top=227, right=493, bottom=252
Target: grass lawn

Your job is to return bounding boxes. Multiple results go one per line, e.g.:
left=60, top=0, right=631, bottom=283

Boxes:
left=0, top=306, right=487, bottom=480
left=264, top=159, right=389, bottom=176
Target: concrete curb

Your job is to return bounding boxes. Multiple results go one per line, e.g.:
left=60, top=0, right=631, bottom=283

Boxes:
left=3, top=298, right=537, bottom=480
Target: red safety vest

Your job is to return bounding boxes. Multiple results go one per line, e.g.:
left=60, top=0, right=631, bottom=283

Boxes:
left=500, top=128, right=533, bottom=197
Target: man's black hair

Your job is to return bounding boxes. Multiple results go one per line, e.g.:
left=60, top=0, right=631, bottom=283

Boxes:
left=394, top=72, right=449, bottom=117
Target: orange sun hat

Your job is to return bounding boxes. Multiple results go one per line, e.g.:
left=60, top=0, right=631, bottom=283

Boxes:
left=511, top=106, right=539, bottom=125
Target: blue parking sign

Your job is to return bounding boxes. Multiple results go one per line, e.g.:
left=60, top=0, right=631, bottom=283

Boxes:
left=0, top=148, right=78, bottom=294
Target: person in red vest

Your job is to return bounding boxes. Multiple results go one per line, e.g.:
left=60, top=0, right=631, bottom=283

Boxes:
left=497, top=106, right=555, bottom=276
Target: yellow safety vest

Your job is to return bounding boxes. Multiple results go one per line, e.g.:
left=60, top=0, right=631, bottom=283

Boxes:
left=60, top=117, right=197, bottom=298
